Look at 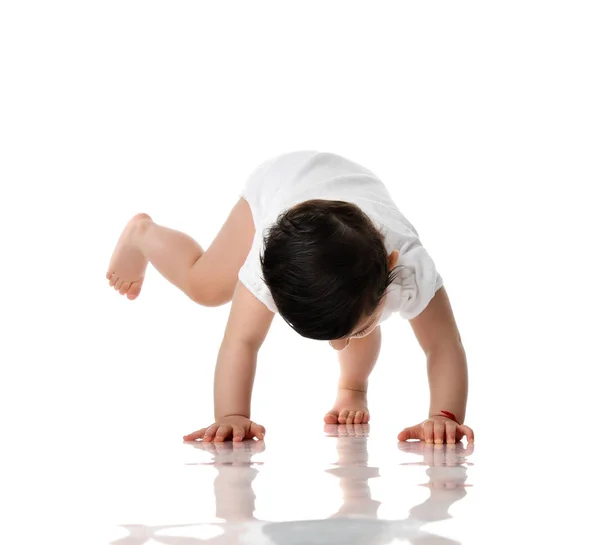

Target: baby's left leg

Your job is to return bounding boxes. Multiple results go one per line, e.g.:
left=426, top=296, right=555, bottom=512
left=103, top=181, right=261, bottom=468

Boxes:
left=324, top=326, right=381, bottom=425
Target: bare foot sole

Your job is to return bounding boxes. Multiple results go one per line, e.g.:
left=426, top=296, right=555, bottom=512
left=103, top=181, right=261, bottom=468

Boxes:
left=106, top=213, right=152, bottom=300
left=324, top=389, right=370, bottom=425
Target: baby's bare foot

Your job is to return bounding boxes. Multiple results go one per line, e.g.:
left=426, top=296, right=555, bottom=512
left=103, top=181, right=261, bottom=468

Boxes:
left=106, top=213, right=152, bottom=300
left=324, top=388, right=370, bottom=425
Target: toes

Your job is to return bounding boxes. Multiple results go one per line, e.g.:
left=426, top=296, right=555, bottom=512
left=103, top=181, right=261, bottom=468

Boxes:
left=119, top=281, right=132, bottom=295
left=363, top=411, right=370, bottom=423
left=354, top=411, right=364, bottom=424
left=108, top=274, right=142, bottom=300
left=346, top=411, right=356, bottom=424
left=324, top=412, right=339, bottom=424
left=126, top=280, right=143, bottom=300
left=106, top=270, right=113, bottom=280
left=338, top=410, right=350, bottom=424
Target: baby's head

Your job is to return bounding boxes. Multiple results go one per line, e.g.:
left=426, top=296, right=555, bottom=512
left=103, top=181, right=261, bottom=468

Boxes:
left=260, top=199, right=400, bottom=344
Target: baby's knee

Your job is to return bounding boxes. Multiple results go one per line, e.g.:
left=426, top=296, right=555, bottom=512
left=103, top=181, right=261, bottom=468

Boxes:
left=188, top=282, right=231, bottom=307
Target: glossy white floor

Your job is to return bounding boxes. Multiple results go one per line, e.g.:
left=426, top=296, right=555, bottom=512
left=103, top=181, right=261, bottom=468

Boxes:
left=3, top=3, right=600, bottom=543
left=4, top=247, right=599, bottom=545
left=96, top=417, right=594, bottom=545
left=109, top=424, right=477, bottom=545
left=5, top=403, right=599, bottom=545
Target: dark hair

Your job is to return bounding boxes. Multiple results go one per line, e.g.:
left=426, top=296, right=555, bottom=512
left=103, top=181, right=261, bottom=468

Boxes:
left=260, top=199, right=400, bottom=340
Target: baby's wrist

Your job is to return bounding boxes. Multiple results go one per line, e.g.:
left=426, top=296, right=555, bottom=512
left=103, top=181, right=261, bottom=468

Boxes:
left=429, top=410, right=460, bottom=424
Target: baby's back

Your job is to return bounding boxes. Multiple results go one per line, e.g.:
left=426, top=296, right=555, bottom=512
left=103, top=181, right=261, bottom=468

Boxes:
left=239, top=150, right=443, bottom=320
left=242, top=150, right=415, bottom=237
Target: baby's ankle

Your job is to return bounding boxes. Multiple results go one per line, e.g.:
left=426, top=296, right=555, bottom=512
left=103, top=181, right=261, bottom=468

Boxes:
left=337, top=384, right=368, bottom=395
left=131, top=214, right=154, bottom=246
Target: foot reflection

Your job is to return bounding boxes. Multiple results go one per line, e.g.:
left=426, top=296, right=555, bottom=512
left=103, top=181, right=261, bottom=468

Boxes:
left=264, top=423, right=473, bottom=545
left=324, top=424, right=381, bottom=519
left=112, top=428, right=474, bottom=545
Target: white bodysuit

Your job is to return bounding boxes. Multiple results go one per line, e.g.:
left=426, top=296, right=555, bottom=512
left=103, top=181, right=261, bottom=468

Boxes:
left=238, top=150, right=444, bottom=323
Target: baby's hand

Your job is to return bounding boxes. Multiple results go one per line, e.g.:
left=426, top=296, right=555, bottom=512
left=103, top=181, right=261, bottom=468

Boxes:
left=183, top=415, right=265, bottom=443
left=397, top=415, right=474, bottom=444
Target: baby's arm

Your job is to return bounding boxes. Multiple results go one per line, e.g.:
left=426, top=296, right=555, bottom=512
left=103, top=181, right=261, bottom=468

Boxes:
left=183, top=280, right=274, bottom=442
left=398, top=286, right=474, bottom=444
left=408, top=286, right=467, bottom=422
left=215, top=280, right=275, bottom=419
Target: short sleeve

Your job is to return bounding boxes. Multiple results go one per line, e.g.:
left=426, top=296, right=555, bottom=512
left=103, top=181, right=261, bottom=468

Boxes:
left=239, top=156, right=277, bottom=198
left=237, top=229, right=278, bottom=313
left=395, top=243, right=443, bottom=320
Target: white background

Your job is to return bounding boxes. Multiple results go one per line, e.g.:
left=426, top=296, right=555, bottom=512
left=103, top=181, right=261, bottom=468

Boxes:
left=1, top=1, right=599, bottom=542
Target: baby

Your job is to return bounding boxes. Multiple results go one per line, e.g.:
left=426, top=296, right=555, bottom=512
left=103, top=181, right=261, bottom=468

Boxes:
left=106, top=150, right=474, bottom=444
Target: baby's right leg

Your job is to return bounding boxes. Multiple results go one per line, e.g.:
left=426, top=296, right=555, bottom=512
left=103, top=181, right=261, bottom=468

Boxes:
left=106, top=198, right=255, bottom=306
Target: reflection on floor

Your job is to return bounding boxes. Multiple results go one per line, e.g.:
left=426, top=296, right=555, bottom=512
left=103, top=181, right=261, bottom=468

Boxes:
left=109, top=424, right=474, bottom=545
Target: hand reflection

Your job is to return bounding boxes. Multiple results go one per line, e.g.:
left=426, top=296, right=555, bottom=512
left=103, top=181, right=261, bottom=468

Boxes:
left=312, top=423, right=474, bottom=544
left=397, top=439, right=474, bottom=525
left=188, top=438, right=265, bottom=466
left=187, top=440, right=265, bottom=523
left=113, top=430, right=473, bottom=545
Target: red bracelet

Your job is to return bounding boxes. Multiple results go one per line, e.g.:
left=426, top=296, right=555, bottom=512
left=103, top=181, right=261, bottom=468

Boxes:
left=438, top=410, right=459, bottom=423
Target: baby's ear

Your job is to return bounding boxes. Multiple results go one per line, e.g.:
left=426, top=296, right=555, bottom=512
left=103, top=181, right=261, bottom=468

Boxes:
left=388, top=249, right=400, bottom=270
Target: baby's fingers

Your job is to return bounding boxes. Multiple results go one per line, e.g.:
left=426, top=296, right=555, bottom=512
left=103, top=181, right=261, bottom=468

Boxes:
left=201, top=425, right=219, bottom=442
left=458, top=425, right=475, bottom=443
left=213, top=425, right=233, bottom=442
left=433, top=420, right=446, bottom=444
left=183, top=428, right=208, bottom=442
left=445, top=424, right=457, bottom=444
left=232, top=426, right=245, bottom=442
left=250, top=422, right=266, bottom=440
